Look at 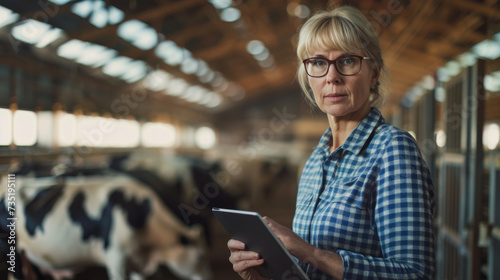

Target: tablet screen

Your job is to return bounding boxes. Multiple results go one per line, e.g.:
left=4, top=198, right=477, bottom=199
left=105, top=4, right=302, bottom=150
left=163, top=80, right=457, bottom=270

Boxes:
left=212, top=207, right=309, bottom=280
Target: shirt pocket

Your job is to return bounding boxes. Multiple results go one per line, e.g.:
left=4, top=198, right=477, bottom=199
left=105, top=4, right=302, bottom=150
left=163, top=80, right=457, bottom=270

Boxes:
left=319, top=176, right=370, bottom=210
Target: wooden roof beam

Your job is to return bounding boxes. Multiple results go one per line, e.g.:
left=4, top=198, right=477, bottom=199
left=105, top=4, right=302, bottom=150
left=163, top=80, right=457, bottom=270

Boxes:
left=384, top=46, right=446, bottom=69
left=443, top=0, right=500, bottom=20
left=236, top=61, right=297, bottom=96
left=71, top=0, right=206, bottom=42
left=383, top=1, right=439, bottom=66
left=18, top=1, right=73, bottom=21
left=424, top=18, right=487, bottom=43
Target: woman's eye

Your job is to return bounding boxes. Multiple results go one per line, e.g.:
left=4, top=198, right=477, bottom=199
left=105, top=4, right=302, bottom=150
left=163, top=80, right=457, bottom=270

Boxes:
left=313, top=59, right=327, bottom=67
left=340, top=57, right=354, bottom=65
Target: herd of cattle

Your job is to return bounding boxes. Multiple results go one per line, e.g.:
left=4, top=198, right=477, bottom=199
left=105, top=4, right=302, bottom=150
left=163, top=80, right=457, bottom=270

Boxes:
left=0, top=152, right=261, bottom=280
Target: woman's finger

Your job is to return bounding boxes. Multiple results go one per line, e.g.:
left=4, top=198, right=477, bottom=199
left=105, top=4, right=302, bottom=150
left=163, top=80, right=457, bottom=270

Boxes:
left=229, top=250, right=260, bottom=263
left=232, top=258, right=265, bottom=273
left=227, top=239, right=246, bottom=251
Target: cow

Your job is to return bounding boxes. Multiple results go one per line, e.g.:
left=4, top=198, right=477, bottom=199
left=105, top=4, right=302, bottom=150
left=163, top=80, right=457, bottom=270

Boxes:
left=0, top=173, right=212, bottom=280
left=109, top=152, right=246, bottom=226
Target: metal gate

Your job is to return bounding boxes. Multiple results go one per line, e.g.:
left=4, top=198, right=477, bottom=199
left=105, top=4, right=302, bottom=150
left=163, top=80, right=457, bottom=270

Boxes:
left=486, top=151, right=500, bottom=279
left=436, top=60, right=485, bottom=280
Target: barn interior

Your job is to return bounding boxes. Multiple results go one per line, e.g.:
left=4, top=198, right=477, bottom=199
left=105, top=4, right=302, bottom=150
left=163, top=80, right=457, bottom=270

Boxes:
left=0, top=0, right=500, bottom=279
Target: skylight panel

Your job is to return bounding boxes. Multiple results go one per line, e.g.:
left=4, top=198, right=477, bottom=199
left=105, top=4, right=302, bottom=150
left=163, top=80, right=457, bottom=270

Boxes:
left=258, top=56, right=275, bottom=68
left=458, top=52, right=477, bottom=67
left=181, top=57, right=199, bottom=74
left=108, top=6, right=124, bottom=24
left=35, top=27, right=63, bottom=48
left=102, top=56, right=132, bottom=77
left=494, top=32, right=500, bottom=42
left=57, top=39, right=87, bottom=60
left=485, top=71, right=500, bottom=92
left=121, top=60, right=147, bottom=83
left=117, top=20, right=146, bottom=41
left=0, top=6, right=20, bottom=29
left=210, top=75, right=225, bottom=87
left=118, top=20, right=158, bottom=50
left=195, top=61, right=209, bottom=77
left=117, top=19, right=158, bottom=50
left=76, top=44, right=117, bottom=67
left=220, top=7, right=241, bottom=22
left=142, top=70, right=172, bottom=91
left=72, top=0, right=124, bottom=28
left=11, top=19, right=51, bottom=45
left=48, top=0, right=73, bottom=5
left=59, top=39, right=145, bottom=82
left=254, top=49, right=270, bottom=61
left=89, top=8, right=108, bottom=28
left=155, top=40, right=184, bottom=66
left=71, top=0, right=93, bottom=18
left=199, top=71, right=215, bottom=83
left=11, top=19, right=63, bottom=48
left=209, top=0, right=232, bottom=9
left=198, top=91, right=216, bottom=105
left=133, top=27, right=158, bottom=50
left=92, top=0, right=105, bottom=11
left=246, top=40, right=265, bottom=55
left=166, top=79, right=188, bottom=96
left=472, top=40, right=500, bottom=60
left=206, top=93, right=222, bottom=108
left=183, top=85, right=206, bottom=103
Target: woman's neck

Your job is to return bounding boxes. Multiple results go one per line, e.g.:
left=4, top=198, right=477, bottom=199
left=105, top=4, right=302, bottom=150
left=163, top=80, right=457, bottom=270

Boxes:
left=327, top=106, right=371, bottom=152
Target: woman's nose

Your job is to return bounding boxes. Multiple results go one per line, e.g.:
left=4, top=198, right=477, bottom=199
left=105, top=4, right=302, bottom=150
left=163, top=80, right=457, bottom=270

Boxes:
left=326, top=64, right=342, bottom=84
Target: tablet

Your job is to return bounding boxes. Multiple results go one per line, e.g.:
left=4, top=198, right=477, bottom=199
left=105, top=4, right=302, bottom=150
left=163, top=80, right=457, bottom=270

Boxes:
left=212, top=207, right=309, bottom=280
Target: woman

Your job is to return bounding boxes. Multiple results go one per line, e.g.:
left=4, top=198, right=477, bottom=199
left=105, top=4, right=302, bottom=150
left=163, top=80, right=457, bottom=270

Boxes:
left=227, top=6, right=435, bottom=280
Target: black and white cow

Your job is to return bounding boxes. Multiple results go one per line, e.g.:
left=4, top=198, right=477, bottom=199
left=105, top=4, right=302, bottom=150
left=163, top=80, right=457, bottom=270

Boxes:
left=110, top=153, right=245, bottom=226
left=0, top=173, right=212, bottom=280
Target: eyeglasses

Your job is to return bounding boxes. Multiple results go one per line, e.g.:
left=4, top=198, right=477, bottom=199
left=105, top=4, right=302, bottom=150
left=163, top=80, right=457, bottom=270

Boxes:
left=302, top=55, right=371, bottom=77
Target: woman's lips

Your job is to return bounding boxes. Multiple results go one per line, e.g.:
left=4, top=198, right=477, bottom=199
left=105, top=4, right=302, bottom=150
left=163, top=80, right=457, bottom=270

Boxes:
left=324, top=93, right=347, bottom=102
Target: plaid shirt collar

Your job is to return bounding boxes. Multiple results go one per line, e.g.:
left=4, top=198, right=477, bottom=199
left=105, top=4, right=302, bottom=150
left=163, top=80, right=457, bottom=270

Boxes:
left=315, top=107, right=384, bottom=156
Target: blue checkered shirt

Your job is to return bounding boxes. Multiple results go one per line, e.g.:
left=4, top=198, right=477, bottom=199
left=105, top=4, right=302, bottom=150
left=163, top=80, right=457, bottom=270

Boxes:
left=293, top=108, right=435, bottom=280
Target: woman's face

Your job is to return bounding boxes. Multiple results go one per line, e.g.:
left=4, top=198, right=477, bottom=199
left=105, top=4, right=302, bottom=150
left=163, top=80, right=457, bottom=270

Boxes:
left=307, top=49, right=377, bottom=120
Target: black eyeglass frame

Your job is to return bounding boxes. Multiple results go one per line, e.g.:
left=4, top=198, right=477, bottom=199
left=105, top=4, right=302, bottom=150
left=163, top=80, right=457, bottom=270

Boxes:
left=302, top=55, right=371, bottom=77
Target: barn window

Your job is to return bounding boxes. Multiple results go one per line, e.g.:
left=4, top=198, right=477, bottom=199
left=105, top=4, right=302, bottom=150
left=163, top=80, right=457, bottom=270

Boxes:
left=13, top=110, right=37, bottom=146
left=56, top=112, right=77, bottom=147
left=484, top=123, right=500, bottom=150
left=0, top=6, right=19, bottom=29
left=37, top=111, right=54, bottom=147
left=141, top=122, right=177, bottom=148
left=106, top=119, right=140, bottom=148
left=195, top=126, right=216, bottom=150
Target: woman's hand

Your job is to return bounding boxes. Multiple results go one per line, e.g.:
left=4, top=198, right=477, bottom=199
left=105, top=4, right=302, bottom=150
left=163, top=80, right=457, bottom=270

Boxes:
left=264, top=217, right=344, bottom=279
left=263, top=216, right=315, bottom=262
left=227, top=239, right=268, bottom=280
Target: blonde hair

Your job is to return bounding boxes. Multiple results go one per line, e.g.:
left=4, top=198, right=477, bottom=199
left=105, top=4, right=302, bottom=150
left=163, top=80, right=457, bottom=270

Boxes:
left=296, top=6, right=389, bottom=108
